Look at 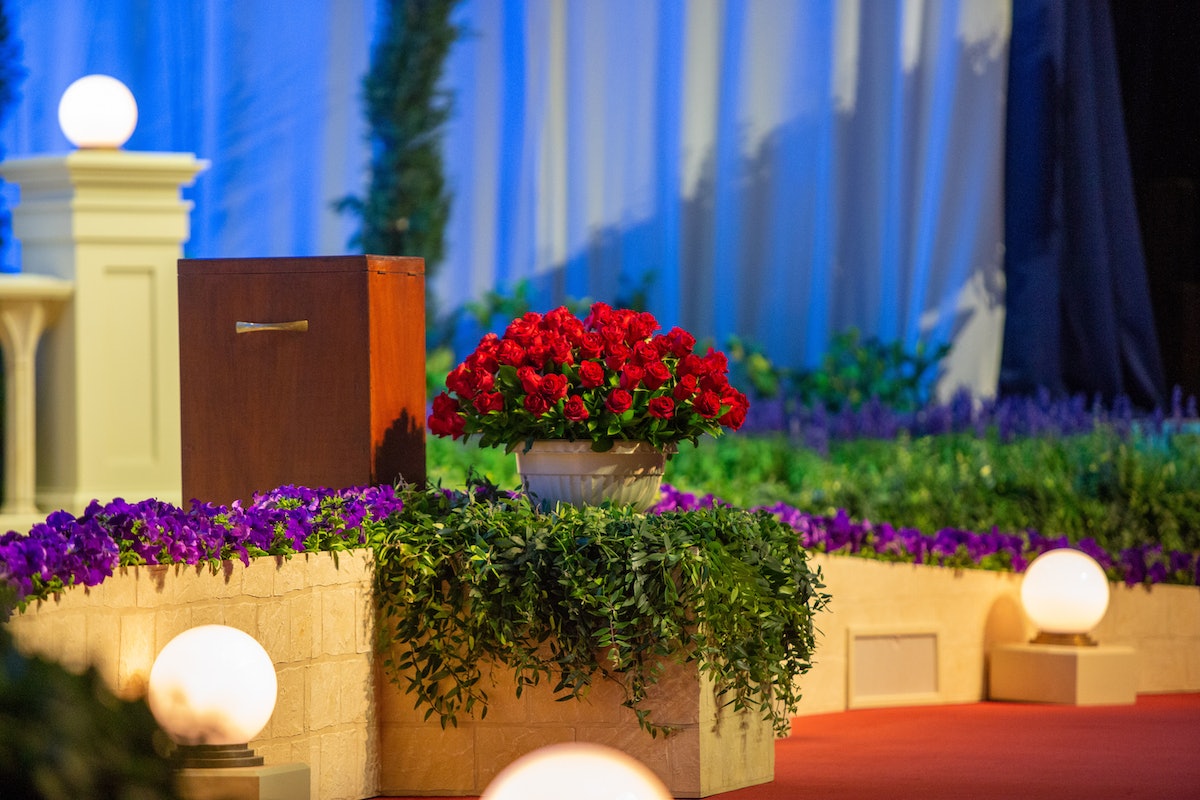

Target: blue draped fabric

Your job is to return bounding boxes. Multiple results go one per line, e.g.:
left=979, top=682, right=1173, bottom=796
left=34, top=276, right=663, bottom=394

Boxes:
left=440, top=0, right=1010, bottom=394
left=1, top=0, right=1012, bottom=396
left=1001, top=0, right=1166, bottom=407
left=0, top=0, right=376, bottom=264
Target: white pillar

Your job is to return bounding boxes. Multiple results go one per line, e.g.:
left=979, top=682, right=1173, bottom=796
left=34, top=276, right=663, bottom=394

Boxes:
left=0, top=150, right=208, bottom=512
left=0, top=275, right=72, bottom=523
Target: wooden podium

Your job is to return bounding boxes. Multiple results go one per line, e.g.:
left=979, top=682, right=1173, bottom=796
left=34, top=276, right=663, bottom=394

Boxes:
left=178, top=255, right=426, bottom=505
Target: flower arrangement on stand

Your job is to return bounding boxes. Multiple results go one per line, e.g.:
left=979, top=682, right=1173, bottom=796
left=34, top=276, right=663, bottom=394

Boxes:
left=427, top=302, right=750, bottom=509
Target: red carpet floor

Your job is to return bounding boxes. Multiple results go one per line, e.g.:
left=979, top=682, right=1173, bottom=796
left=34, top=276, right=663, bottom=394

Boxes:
left=379, top=694, right=1200, bottom=800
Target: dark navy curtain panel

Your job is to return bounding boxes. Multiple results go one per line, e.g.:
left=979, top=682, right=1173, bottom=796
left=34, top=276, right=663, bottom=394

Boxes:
left=1001, top=0, right=1165, bottom=407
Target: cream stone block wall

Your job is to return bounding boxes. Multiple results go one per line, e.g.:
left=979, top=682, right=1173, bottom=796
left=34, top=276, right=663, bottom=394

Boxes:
left=5, top=549, right=1200, bottom=800
left=793, top=553, right=1200, bottom=716
left=3, top=551, right=378, bottom=800
left=375, top=654, right=774, bottom=798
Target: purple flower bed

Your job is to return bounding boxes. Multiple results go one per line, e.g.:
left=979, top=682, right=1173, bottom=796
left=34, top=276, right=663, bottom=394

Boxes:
left=5, top=477, right=1196, bottom=607
left=652, top=484, right=1200, bottom=588
left=0, top=485, right=404, bottom=602
left=743, top=386, right=1200, bottom=453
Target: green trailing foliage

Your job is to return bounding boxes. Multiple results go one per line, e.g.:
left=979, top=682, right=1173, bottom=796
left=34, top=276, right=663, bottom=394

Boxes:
left=338, top=0, right=460, bottom=315
left=370, top=483, right=830, bottom=737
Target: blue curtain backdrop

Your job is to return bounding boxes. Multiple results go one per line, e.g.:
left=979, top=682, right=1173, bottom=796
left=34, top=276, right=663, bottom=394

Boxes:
left=1001, top=0, right=1166, bottom=407
left=0, top=0, right=1011, bottom=398
left=0, top=0, right=377, bottom=263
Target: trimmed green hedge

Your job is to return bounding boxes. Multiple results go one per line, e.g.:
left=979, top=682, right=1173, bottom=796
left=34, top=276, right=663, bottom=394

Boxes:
left=427, top=427, right=1200, bottom=555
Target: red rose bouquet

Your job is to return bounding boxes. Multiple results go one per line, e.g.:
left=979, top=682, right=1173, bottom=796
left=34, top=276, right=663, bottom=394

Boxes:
left=428, top=302, right=750, bottom=452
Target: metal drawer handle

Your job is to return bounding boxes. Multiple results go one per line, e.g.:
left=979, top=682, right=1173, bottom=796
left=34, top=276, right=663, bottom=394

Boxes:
left=235, top=320, right=309, bottom=334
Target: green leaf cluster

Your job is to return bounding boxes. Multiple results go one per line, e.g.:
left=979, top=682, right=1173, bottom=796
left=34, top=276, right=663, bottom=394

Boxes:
left=663, top=429, right=1200, bottom=554
left=428, top=424, right=1200, bottom=557
left=0, top=621, right=179, bottom=800
left=370, top=484, right=830, bottom=736
left=723, top=329, right=950, bottom=408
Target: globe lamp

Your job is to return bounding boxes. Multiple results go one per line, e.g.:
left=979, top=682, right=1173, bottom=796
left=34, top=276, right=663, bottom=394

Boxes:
left=147, top=624, right=277, bottom=767
left=1020, top=548, right=1110, bottom=646
left=481, top=742, right=672, bottom=800
left=57, top=74, right=138, bottom=149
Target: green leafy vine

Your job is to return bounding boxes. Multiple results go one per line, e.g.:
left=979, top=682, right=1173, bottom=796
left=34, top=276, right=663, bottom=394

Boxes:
left=371, top=483, right=831, bottom=736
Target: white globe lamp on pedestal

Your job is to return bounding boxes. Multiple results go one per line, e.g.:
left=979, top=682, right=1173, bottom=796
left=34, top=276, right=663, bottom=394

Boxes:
left=147, top=624, right=277, bottom=768
left=1020, top=548, right=1111, bottom=646
left=482, top=742, right=672, bottom=800
left=57, top=74, right=138, bottom=149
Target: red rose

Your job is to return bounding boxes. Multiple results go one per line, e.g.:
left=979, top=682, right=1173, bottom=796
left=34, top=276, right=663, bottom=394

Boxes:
left=648, top=396, right=675, bottom=419
left=719, top=391, right=749, bottom=429
left=524, top=393, right=551, bottom=415
left=497, top=339, right=525, bottom=367
left=564, top=394, right=589, bottom=421
left=620, top=363, right=645, bottom=391
left=517, top=366, right=543, bottom=395
left=605, top=389, right=633, bottom=414
left=701, top=371, right=730, bottom=393
left=474, top=332, right=501, bottom=357
left=673, top=374, right=699, bottom=400
left=466, top=350, right=498, bottom=375
left=643, top=360, right=672, bottom=390
left=578, top=360, right=606, bottom=389
left=548, top=336, right=574, bottom=366
left=583, top=301, right=614, bottom=329
left=539, top=373, right=569, bottom=402
left=428, top=393, right=466, bottom=439
left=632, top=340, right=661, bottom=365
left=664, top=327, right=696, bottom=357
left=525, top=343, right=550, bottom=368
left=579, top=332, right=605, bottom=359
left=600, top=323, right=626, bottom=345
left=604, top=343, right=631, bottom=371
left=473, top=370, right=495, bottom=394
left=446, top=363, right=475, bottom=398
left=504, top=312, right=543, bottom=345
left=678, top=353, right=706, bottom=377
left=628, top=311, right=659, bottom=341
left=693, top=390, right=722, bottom=418
left=473, top=391, right=505, bottom=414
left=702, top=348, right=729, bottom=374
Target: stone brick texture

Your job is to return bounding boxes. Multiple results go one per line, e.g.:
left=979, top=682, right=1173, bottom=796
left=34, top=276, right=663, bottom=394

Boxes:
left=5, top=549, right=1199, bottom=799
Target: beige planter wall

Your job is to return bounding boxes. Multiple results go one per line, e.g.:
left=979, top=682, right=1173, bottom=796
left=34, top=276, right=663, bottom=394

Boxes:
left=5, top=549, right=1200, bottom=800
left=3, top=551, right=379, bottom=800
left=376, top=655, right=774, bottom=798
left=793, top=554, right=1200, bottom=717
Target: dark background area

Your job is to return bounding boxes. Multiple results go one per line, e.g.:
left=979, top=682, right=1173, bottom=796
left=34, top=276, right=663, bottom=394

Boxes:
left=1113, top=1, right=1200, bottom=399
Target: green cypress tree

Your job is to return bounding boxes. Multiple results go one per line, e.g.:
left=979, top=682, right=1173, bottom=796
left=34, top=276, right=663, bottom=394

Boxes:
left=339, top=0, right=460, bottom=298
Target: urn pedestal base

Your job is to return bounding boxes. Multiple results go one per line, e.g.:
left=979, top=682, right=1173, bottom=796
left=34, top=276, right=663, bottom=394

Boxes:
left=515, top=440, right=667, bottom=512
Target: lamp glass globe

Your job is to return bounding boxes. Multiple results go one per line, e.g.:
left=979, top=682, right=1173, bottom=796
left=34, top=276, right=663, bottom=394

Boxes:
left=481, top=742, right=672, bottom=800
left=57, top=74, right=138, bottom=149
left=147, top=624, right=278, bottom=745
left=1020, top=548, right=1110, bottom=635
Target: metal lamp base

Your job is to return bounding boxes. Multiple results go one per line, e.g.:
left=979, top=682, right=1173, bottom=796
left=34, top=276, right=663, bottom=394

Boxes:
left=1031, top=631, right=1098, bottom=647
left=173, top=743, right=264, bottom=769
